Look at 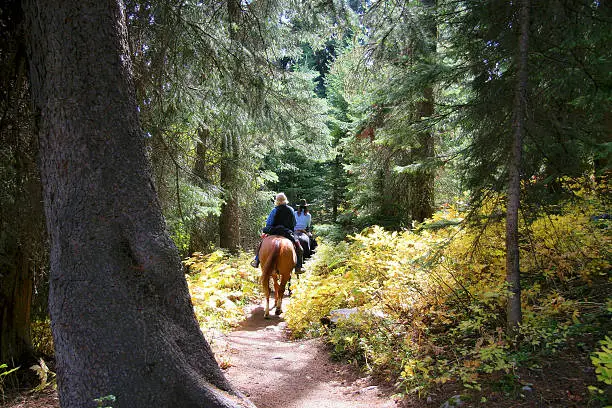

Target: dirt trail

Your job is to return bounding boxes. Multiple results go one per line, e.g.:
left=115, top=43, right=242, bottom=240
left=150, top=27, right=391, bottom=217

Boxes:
left=212, top=302, right=399, bottom=408
left=3, top=301, right=398, bottom=408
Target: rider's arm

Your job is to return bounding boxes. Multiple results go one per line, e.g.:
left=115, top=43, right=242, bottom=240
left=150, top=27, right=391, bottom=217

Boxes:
left=265, top=207, right=277, bottom=228
left=289, top=207, right=297, bottom=230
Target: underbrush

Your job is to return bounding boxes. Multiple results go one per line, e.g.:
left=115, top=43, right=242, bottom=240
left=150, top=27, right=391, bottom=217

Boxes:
left=184, top=250, right=261, bottom=334
left=284, top=191, right=611, bottom=404
left=0, top=250, right=259, bottom=399
left=25, top=250, right=260, bottom=361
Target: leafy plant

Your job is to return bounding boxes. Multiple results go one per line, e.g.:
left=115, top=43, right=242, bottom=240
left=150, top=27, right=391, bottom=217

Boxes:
left=184, top=250, right=261, bottom=334
left=286, top=189, right=610, bottom=398
left=93, top=394, right=116, bottom=408
left=31, top=317, right=54, bottom=357
left=591, top=335, right=612, bottom=385
left=29, top=358, right=55, bottom=392
left=588, top=333, right=612, bottom=404
left=0, top=363, right=20, bottom=401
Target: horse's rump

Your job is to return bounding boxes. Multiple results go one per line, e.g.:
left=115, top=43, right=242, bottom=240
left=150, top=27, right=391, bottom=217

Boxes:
left=295, top=231, right=311, bottom=259
left=259, top=235, right=296, bottom=317
left=260, top=235, right=296, bottom=272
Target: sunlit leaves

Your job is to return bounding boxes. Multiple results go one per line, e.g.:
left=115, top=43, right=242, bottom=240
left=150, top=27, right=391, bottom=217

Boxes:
left=184, top=250, right=261, bottom=332
left=285, top=188, right=610, bottom=396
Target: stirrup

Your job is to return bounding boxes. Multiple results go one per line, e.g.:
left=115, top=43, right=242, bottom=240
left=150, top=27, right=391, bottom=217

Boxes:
left=250, top=259, right=259, bottom=268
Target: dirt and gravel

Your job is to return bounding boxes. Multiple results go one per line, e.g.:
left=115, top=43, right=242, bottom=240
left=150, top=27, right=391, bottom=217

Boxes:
left=215, top=303, right=399, bottom=408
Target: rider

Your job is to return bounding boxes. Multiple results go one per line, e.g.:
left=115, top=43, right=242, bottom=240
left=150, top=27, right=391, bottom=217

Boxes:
left=251, top=193, right=303, bottom=271
left=294, top=199, right=313, bottom=260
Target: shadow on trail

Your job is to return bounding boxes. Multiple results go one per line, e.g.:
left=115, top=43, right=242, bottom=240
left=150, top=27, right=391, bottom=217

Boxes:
left=235, top=305, right=286, bottom=332
left=223, top=300, right=395, bottom=408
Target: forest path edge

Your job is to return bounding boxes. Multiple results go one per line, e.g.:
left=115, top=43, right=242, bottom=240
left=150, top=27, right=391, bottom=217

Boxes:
left=214, top=301, right=399, bottom=408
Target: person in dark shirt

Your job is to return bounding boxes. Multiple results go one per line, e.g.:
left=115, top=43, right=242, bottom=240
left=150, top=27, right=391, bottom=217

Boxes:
left=264, top=192, right=296, bottom=232
left=251, top=193, right=303, bottom=271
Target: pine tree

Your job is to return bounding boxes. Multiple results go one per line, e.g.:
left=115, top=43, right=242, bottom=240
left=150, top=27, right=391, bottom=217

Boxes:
left=437, top=0, right=610, bottom=330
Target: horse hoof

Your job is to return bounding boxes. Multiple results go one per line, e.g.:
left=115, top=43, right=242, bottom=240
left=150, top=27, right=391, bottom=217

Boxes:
left=275, top=308, right=282, bottom=316
left=264, top=314, right=271, bottom=319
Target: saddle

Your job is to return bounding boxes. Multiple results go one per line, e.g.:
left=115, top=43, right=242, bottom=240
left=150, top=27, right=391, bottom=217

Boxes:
left=262, top=225, right=296, bottom=242
left=261, top=226, right=302, bottom=253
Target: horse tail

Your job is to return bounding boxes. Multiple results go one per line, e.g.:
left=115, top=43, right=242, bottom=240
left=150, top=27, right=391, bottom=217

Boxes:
left=261, top=240, right=280, bottom=290
left=264, top=240, right=281, bottom=272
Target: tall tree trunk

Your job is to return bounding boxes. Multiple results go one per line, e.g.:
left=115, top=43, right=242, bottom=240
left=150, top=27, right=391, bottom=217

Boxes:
left=189, top=127, right=213, bottom=254
left=411, top=0, right=436, bottom=223
left=1, top=148, right=41, bottom=365
left=331, top=154, right=341, bottom=222
left=0, top=42, right=42, bottom=364
left=0, top=246, right=34, bottom=363
left=23, top=1, right=252, bottom=407
left=411, top=84, right=435, bottom=223
left=219, top=0, right=243, bottom=253
left=506, top=0, right=529, bottom=332
left=219, top=132, right=241, bottom=253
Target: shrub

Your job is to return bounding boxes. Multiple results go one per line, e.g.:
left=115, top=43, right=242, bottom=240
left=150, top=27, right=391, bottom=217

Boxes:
left=0, top=363, right=20, bottom=402
left=31, top=318, right=54, bottom=357
left=184, top=250, right=261, bottom=334
left=314, top=223, right=348, bottom=243
left=285, top=192, right=611, bottom=398
left=591, top=335, right=612, bottom=386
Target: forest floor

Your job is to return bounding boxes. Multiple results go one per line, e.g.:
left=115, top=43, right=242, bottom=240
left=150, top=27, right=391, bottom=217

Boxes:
left=218, top=302, right=610, bottom=408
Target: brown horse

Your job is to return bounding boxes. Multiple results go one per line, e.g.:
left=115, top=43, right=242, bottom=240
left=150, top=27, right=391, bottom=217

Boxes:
left=259, top=235, right=296, bottom=318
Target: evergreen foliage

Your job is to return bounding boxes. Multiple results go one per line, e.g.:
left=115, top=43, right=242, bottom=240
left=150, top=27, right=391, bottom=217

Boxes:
left=125, top=0, right=337, bottom=254
left=437, top=0, right=611, bottom=204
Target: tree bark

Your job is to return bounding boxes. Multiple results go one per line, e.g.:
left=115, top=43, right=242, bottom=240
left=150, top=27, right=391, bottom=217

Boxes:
left=189, top=127, right=214, bottom=254
left=410, top=0, right=436, bottom=223
left=219, top=132, right=241, bottom=253
left=506, top=0, right=529, bottom=332
left=0, top=37, right=42, bottom=364
left=23, top=1, right=253, bottom=407
left=0, top=246, right=34, bottom=363
left=412, top=85, right=435, bottom=223
left=331, top=154, right=341, bottom=222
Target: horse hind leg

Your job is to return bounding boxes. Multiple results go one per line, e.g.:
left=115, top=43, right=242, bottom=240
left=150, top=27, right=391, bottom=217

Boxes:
left=262, top=273, right=272, bottom=319
left=275, top=271, right=290, bottom=316
left=272, top=272, right=281, bottom=312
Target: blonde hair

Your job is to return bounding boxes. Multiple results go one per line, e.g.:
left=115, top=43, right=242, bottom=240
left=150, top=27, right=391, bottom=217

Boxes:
left=275, top=192, right=288, bottom=206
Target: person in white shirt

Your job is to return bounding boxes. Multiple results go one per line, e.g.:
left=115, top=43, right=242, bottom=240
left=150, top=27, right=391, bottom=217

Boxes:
left=294, top=199, right=315, bottom=265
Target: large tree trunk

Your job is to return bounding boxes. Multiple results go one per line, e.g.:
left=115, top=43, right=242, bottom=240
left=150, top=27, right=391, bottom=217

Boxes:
left=506, top=0, right=529, bottom=332
left=219, top=132, right=241, bottom=253
left=23, top=1, right=253, bottom=407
